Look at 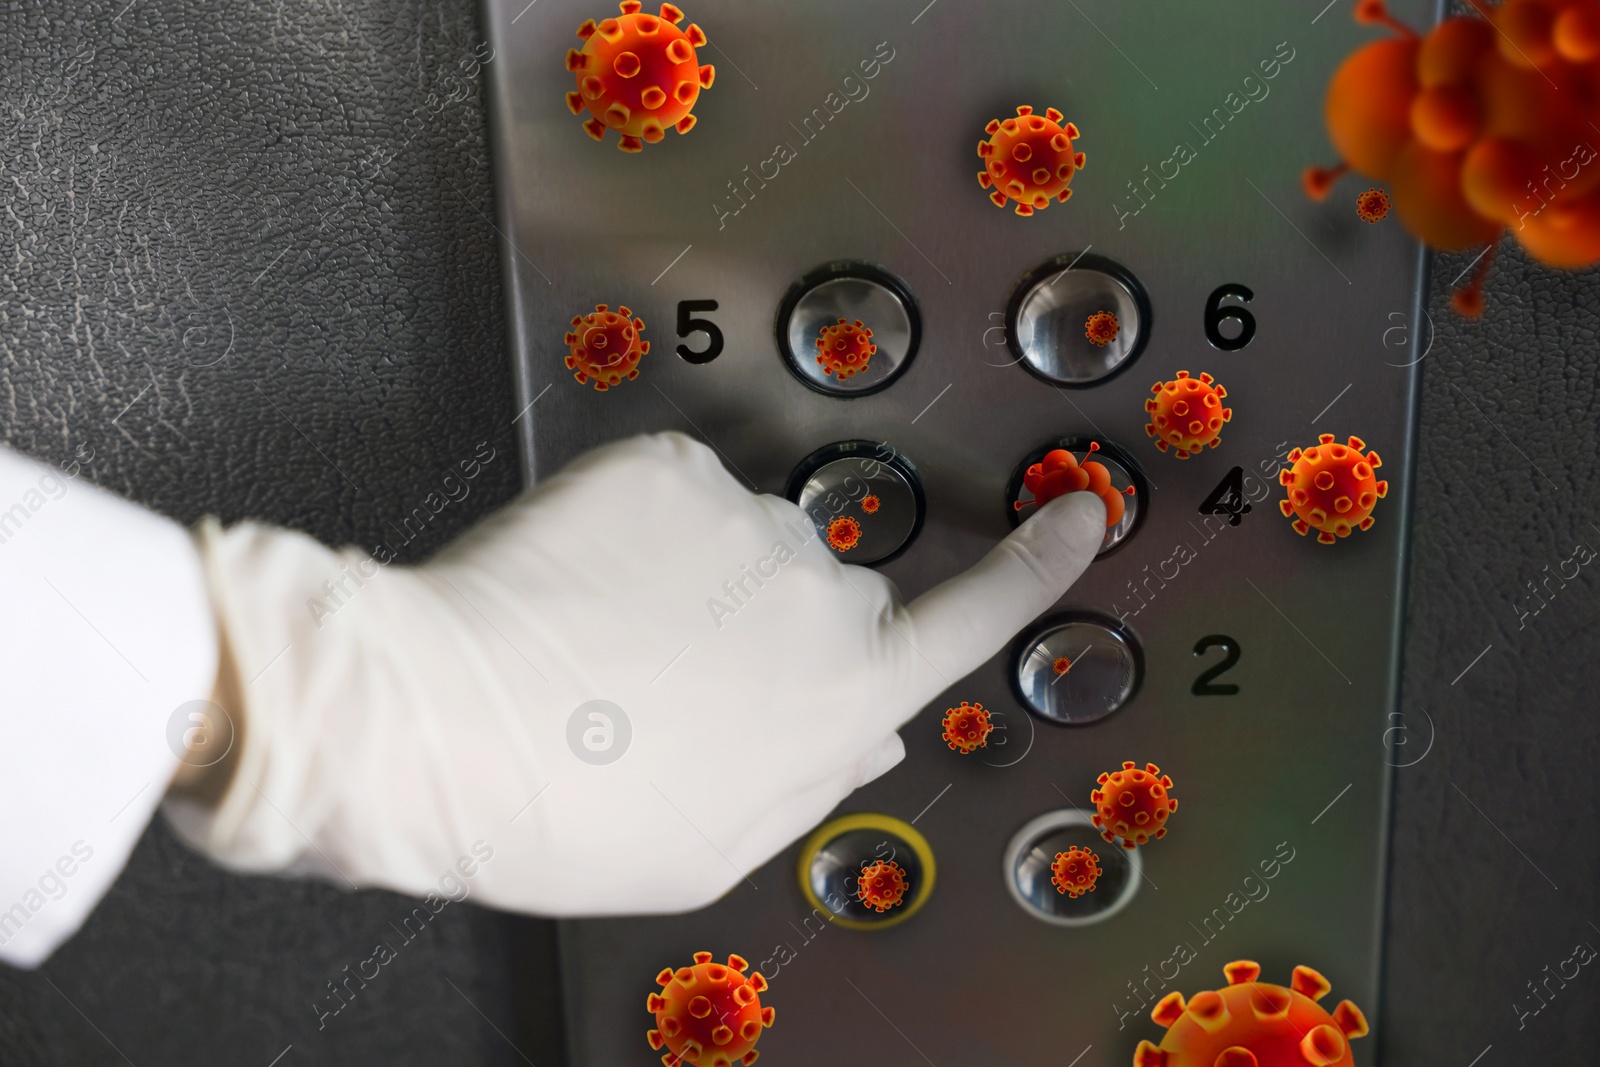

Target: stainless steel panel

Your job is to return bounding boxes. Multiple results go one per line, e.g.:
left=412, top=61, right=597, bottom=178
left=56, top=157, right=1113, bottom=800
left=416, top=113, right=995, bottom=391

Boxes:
left=483, top=1, right=1425, bottom=1062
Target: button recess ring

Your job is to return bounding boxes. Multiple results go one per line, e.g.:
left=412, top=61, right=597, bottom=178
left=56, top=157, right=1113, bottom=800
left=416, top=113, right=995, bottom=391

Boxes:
left=1011, top=612, right=1143, bottom=726
left=797, top=813, right=936, bottom=930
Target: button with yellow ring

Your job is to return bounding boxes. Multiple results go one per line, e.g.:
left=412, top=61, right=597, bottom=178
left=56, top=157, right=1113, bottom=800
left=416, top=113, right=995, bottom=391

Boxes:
left=796, top=813, right=935, bottom=930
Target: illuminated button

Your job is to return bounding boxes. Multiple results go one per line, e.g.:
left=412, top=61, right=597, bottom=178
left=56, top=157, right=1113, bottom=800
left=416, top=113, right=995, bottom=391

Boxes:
left=786, top=441, right=924, bottom=565
left=797, top=813, right=936, bottom=930
left=1011, top=613, right=1142, bottom=726
left=1006, top=436, right=1148, bottom=557
left=1004, top=252, right=1151, bottom=386
left=776, top=262, right=920, bottom=396
left=1003, top=809, right=1142, bottom=926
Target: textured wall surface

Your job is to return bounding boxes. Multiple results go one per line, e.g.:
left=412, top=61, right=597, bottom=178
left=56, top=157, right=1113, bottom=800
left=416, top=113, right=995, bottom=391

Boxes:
left=0, top=0, right=1594, bottom=1063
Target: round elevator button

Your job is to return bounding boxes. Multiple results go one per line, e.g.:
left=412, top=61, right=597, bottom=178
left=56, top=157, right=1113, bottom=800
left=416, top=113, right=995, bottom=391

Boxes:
left=776, top=262, right=920, bottom=396
left=1004, top=252, right=1151, bottom=386
left=1006, top=435, right=1148, bottom=557
left=786, top=441, right=925, bottom=565
left=1011, top=613, right=1142, bottom=726
left=1003, top=809, right=1142, bottom=926
left=797, top=813, right=936, bottom=930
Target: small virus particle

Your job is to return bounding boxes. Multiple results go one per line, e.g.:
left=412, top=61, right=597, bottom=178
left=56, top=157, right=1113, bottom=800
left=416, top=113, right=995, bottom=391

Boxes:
left=1051, top=656, right=1073, bottom=676
left=1091, top=761, right=1178, bottom=850
left=1085, top=310, right=1120, bottom=347
left=826, top=515, right=862, bottom=552
left=1278, top=434, right=1389, bottom=544
left=941, top=700, right=994, bottom=754
left=1133, top=960, right=1369, bottom=1067
left=566, top=2, right=715, bottom=153
left=855, top=859, right=910, bottom=913
left=646, top=951, right=774, bottom=1067
left=565, top=303, right=649, bottom=390
left=1050, top=846, right=1101, bottom=898
left=859, top=494, right=881, bottom=514
left=1014, top=441, right=1136, bottom=527
left=815, top=318, right=876, bottom=379
left=977, top=105, right=1086, bottom=216
left=1356, top=186, right=1390, bottom=223
left=1144, top=370, right=1232, bottom=459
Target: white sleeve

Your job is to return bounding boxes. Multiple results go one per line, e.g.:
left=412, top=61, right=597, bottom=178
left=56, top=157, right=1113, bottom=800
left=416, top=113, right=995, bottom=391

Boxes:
left=0, top=445, right=217, bottom=969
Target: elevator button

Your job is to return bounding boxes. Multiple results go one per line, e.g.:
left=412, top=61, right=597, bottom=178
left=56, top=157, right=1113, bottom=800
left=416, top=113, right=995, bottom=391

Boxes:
left=797, top=813, right=936, bottom=930
left=1003, top=809, right=1142, bottom=926
left=1007, top=436, right=1148, bottom=557
left=776, top=262, right=920, bottom=396
left=1005, top=252, right=1151, bottom=386
left=1012, top=613, right=1142, bottom=726
left=787, top=441, right=924, bottom=565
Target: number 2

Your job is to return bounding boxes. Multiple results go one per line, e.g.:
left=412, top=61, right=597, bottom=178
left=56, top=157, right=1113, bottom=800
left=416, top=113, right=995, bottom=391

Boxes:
left=1192, top=635, right=1240, bottom=696
left=676, top=300, right=724, bottom=364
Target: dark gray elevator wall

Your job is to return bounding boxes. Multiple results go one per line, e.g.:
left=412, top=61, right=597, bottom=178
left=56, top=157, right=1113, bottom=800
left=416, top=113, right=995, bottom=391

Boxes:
left=0, top=0, right=1593, bottom=1063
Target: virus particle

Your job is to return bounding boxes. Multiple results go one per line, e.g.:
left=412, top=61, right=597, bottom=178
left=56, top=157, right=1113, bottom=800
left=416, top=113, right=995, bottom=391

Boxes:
left=1278, top=434, right=1388, bottom=545
left=826, top=515, right=862, bottom=552
left=1356, top=186, right=1391, bottom=223
left=941, top=700, right=993, bottom=754
left=1144, top=371, right=1232, bottom=459
left=1304, top=0, right=1600, bottom=316
left=1085, top=310, right=1120, bottom=347
left=565, top=2, right=714, bottom=153
left=1052, top=655, right=1073, bottom=676
left=977, top=106, right=1086, bottom=216
left=646, top=951, right=774, bottom=1067
left=1133, top=960, right=1369, bottom=1067
left=860, top=494, right=881, bottom=514
left=855, top=859, right=910, bottom=912
left=1050, top=846, right=1101, bottom=898
left=1014, top=441, right=1136, bottom=527
left=815, top=318, right=877, bottom=380
left=564, top=304, right=649, bottom=390
left=1091, top=761, right=1178, bottom=850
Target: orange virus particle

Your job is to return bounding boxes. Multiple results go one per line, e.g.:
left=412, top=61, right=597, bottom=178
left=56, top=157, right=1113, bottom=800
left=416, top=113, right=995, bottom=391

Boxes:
left=1356, top=186, right=1391, bottom=223
left=815, top=318, right=876, bottom=380
left=1145, top=370, right=1232, bottom=459
left=565, top=2, right=714, bottom=153
left=1304, top=0, right=1600, bottom=316
left=1091, top=761, right=1178, bottom=850
left=647, top=951, right=774, bottom=1067
left=1133, top=960, right=1370, bottom=1067
left=855, top=859, right=910, bottom=912
left=564, top=303, right=649, bottom=390
left=1050, top=846, right=1102, bottom=898
left=1014, top=441, right=1136, bottom=527
left=941, top=700, right=994, bottom=754
left=1052, top=655, right=1073, bottom=676
left=1085, top=310, right=1120, bottom=347
left=977, top=106, right=1086, bottom=215
left=826, top=515, right=862, bottom=552
left=1278, top=434, right=1389, bottom=545
left=860, top=494, right=881, bottom=514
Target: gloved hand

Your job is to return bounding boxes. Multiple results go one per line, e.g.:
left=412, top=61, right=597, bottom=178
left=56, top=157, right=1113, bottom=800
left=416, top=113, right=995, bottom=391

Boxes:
left=165, top=431, right=1104, bottom=915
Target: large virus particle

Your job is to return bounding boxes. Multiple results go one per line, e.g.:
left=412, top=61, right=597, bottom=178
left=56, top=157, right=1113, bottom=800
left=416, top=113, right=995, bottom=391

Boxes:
left=1091, top=761, right=1178, bottom=850
left=941, top=700, right=994, bottom=754
left=565, top=2, right=715, bottom=153
left=564, top=303, right=649, bottom=390
left=860, top=494, right=881, bottom=514
left=1144, top=371, right=1232, bottom=459
left=815, top=318, right=877, bottom=380
left=1278, top=434, right=1388, bottom=545
left=826, top=515, right=862, bottom=552
left=855, top=859, right=910, bottom=912
left=1086, top=310, right=1121, bottom=347
left=1050, top=846, right=1102, bottom=898
left=1133, top=960, right=1370, bottom=1067
left=1014, top=441, right=1136, bottom=527
left=1356, top=187, right=1391, bottom=223
left=1304, top=0, right=1600, bottom=316
left=977, top=106, right=1086, bottom=216
left=646, top=951, right=774, bottom=1067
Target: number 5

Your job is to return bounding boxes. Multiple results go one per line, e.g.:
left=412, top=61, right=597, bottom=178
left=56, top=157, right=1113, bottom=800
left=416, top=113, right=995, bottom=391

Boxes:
left=676, top=300, right=724, bottom=364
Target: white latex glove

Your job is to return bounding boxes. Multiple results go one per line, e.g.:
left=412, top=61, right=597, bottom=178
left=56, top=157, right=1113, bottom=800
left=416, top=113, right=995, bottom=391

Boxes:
left=164, top=431, right=1104, bottom=915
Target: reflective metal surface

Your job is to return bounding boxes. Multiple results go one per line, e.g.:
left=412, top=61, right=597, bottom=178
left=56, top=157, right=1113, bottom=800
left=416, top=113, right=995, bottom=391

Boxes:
left=1008, top=254, right=1151, bottom=386
left=788, top=440, right=923, bottom=565
left=1013, top=615, right=1142, bottom=726
left=1003, top=810, right=1142, bottom=927
left=778, top=264, right=919, bottom=396
left=484, top=1, right=1428, bottom=1061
